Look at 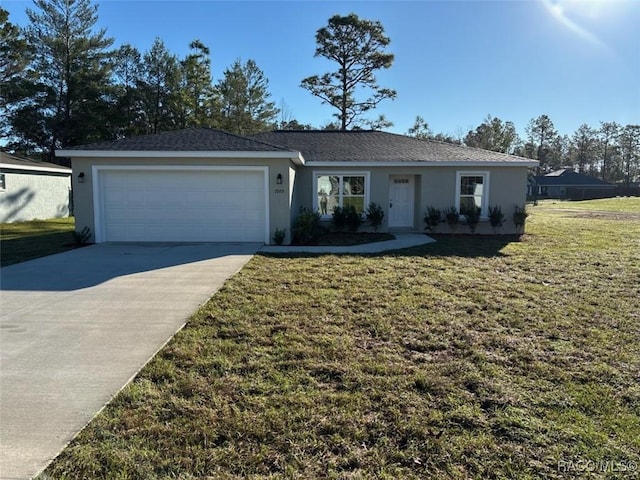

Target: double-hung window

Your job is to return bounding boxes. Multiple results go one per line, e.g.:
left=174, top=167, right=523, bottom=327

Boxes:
left=456, top=171, right=489, bottom=217
left=314, top=172, right=369, bottom=217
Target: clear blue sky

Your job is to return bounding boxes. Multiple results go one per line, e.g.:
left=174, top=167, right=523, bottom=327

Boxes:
left=4, top=0, right=639, bottom=139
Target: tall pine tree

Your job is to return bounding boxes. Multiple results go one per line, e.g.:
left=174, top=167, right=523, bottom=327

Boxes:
left=217, top=59, right=278, bottom=135
left=138, top=38, right=182, bottom=134
left=7, top=0, right=113, bottom=160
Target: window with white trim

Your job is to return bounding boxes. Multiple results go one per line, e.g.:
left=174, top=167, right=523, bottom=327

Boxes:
left=314, top=172, right=369, bottom=217
left=456, top=171, right=489, bottom=217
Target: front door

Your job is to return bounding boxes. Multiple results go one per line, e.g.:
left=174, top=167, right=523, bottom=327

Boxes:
left=388, top=176, right=415, bottom=228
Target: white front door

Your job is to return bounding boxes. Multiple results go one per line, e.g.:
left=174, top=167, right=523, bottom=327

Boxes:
left=388, top=176, right=415, bottom=228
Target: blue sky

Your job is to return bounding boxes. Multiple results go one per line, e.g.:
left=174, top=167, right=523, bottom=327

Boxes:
left=4, top=0, right=639, bottom=139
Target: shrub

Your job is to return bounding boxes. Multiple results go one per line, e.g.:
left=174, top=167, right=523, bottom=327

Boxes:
left=424, top=207, right=443, bottom=233
left=272, top=228, right=286, bottom=245
left=331, top=206, right=347, bottom=231
left=444, top=206, right=460, bottom=232
left=464, top=206, right=481, bottom=233
left=366, top=202, right=385, bottom=232
left=345, top=205, right=363, bottom=232
left=513, top=204, right=529, bottom=232
left=292, top=208, right=322, bottom=245
left=488, top=205, right=505, bottom=232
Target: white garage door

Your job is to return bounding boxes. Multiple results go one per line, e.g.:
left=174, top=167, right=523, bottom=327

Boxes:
left=98, top=168, right=267, bottom=242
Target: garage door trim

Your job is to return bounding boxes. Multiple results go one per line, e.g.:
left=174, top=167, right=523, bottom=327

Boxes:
left=92, top=165, right=270, bottom=243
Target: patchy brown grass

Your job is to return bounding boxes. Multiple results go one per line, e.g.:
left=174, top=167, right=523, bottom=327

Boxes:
left=43, top=200, right=640, bottom=479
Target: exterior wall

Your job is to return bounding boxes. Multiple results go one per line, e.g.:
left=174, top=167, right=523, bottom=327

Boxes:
left=288, top=166, right=299, bottom=242
left=71, top=156, right=297, bottom=244
left=71, top=157, right=532, bottom=242
left=0, top=170, right=71, bottom=223
left=295, top=165, right=530, bottom=235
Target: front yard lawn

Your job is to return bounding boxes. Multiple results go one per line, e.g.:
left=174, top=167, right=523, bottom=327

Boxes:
left=535, top=196, right=640, bottom=213
left=0, top=218, right=76, bottom=267
left=44, top=200, right=640, bottom=479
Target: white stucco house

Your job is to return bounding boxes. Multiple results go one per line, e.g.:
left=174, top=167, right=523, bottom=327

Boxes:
left=0, top=152, right=72, bottom=223
left=56, top=128, right=538, bottom=244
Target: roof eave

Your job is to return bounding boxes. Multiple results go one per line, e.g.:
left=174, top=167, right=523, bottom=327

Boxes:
left=55, top=149, right=305, bottom=165
left=305, top=160, right=539, bottom=168
left=0, top=162, right=72, bottom=174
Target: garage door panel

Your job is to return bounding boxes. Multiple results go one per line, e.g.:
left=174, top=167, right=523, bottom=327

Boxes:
left=100, top=169, right=266, bottom=242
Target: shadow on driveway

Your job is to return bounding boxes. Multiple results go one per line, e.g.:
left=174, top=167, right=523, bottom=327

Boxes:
left=1, top=242, right=262, bottom=292
left=0, top=242, right=259, bottom=480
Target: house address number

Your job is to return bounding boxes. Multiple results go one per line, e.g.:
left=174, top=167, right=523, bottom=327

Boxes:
left=274, top=188, right=285, bottom=194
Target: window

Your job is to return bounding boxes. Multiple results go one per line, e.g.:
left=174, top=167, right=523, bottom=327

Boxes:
left=315, top=172, right=369, bottom=217
left=0, top=173, right=5, bottom=191
left=456, top=171, right=489, bottom=216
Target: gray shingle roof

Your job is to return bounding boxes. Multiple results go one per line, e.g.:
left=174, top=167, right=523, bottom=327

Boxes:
left=535, top=169, right=614, bottom=187
left=250, top=130, right=535, bottom=164
left=58, top=128, right=537, bottom=166
left=65, top=128, right=292, bottom=152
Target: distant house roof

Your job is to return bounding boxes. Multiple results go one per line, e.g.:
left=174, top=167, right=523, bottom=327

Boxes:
left=251, top=130, right=537, bottom=166
left=534, top=169, right=615, bottom=187
left=0, top=152, right=71, bottom=174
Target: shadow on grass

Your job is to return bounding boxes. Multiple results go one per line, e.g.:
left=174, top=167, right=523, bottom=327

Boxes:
left=0, top=231, right=76, bottom=267
left=385, top=234, right=524, bottom=258
left=260, top=234, right=524, bottom=259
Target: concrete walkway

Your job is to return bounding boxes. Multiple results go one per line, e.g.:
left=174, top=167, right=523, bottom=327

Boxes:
left=0, top=243, right=259, bottom=480
left=260, top=233, right=435, bottom=254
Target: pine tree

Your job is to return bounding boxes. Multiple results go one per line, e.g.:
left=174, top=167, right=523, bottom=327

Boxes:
left=217, top=59, right=278, bottom=135
left=8, top=0, right=114, bottom=159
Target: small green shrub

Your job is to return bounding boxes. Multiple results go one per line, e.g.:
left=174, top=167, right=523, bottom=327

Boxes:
left=366, top=202, right=385, bottom=232
left=488, top=205, right=505, bottom=232
left=331, top=206, right=347, bottom=231
left=272, top=228, right=286, bottom=245
left=513, top=204, right=529, bottom=232
left=424, top=206, right=443, bottom=233
left=345, top=205, right=363, bottom=232
left=464, top=206, right=481, bottom=233
left=72, top=226, right=91, bottom=245
left=292, top=208, right=322, bottom=245
left=444, top=206, right=460, bottom=232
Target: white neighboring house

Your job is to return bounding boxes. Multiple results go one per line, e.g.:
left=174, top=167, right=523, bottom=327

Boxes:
left=0, top=152, right=72, bottom=223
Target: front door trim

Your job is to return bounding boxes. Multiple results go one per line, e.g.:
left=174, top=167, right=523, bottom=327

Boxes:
left=388, top=175, right=415, bottom=228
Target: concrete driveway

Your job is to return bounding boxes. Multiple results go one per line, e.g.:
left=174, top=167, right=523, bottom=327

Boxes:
left=0, top=242, right=259, bottom=480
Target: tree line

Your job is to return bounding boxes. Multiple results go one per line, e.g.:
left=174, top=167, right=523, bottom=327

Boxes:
left=1, top=1, right=638, bottom=185
left=1, top=0, right=280, bottom=161
left=407, top=114, right=640, bottom=184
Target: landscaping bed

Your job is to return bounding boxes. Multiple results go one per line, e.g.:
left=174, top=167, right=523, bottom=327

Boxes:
left=296, top=231, right=395, bottom=246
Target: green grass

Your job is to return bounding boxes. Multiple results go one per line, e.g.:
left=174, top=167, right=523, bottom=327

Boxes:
left=43, top=199, right=640, bottom=479
left=535, top=197, right=640, bottom=213
left=0, top=217, right=76, bottom=267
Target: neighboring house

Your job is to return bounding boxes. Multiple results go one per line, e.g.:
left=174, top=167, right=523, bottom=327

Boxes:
left=531, top=169, right=617, bottom=200
left=0, top=152, right=72, bottom=223
left=56, top=128, right=537, bottom=244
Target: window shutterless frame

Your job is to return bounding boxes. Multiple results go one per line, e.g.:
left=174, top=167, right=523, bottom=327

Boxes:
left=313, top=171, right=370, bottom=218
left=456, top=171, right=490, bottom=217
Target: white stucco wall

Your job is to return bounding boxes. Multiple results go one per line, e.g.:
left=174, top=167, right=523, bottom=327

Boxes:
left=0, top=170, right=71, bottom=223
